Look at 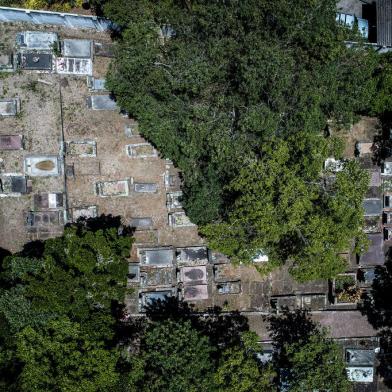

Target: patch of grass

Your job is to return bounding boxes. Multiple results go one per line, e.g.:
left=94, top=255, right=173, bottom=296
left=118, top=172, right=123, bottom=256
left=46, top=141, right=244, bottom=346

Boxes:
left=335, top=275, right=356, bottom=291
left=15, top=110, right=24, bottom=120
left=0, top=72, right=11, bottom=80
left=24, top=80, right=38, bottom=92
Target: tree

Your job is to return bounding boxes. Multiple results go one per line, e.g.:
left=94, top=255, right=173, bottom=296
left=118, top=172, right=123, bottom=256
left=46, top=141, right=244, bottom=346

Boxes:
left=371, top=52, right=392, bottom=116
left=285, top=330, right=351, bottom=392
left=202, top=132, right=369, bottom=281
left=139, top=319, right=214, bottom=392
left=0, top=222, right=132, bottom=390
left=15, top=318, right=120, bottom=392
left=214, top=331, right=276, bottom=392
left=267, top=310, right=350, bottom=392
left=105, top=0, right=376, bottom=280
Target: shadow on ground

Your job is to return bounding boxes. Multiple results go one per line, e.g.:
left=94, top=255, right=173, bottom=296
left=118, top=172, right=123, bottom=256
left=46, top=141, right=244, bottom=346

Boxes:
left=360, top=249, right=392, bottom=387
left=146, top=297, right=249, bottom=349
left=265, top=309, right=317, bottom=368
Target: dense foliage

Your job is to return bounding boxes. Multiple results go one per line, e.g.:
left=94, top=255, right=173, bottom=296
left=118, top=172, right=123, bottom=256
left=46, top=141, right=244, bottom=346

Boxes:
left=135, top=319, right=214, bottom=392
left=284, top=330, right=351, bottom=391
left=203, top=133, right=370, bottom=280
left=214, top=331, right=275, bottom=392
left=0, top=226, right=350, bottom=391
left=0, top=225, right=131, bottom=391
left=104, top=0, right=383, bottom=280
left=0, top=0, right=105, bottom=12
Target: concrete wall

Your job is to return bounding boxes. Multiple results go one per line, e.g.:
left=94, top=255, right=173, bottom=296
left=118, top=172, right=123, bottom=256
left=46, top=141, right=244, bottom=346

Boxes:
left=0, top=6, right=113, bottom=31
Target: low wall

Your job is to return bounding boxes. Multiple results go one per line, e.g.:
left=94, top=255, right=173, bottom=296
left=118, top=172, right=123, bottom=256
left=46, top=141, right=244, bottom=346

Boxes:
left=0, top=6, right=113, bottom=31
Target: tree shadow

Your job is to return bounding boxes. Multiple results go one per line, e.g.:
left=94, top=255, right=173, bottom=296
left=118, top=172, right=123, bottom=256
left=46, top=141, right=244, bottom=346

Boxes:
left=112, top=302, right=147, bottom=349
left=144, top=297, right=249, bottom=349
left=360, top=264, right=392, bottom=330
left=372, top=112, right=392, bottom=165
left=19, top=240, right=45, bottom=258
left=67, top=214, right=134, bottom=236
left=265, top=308, right=317, bottom=367
left=359, top=249, right=392, bottom=387
left=0, top=247, right=11, bottom=268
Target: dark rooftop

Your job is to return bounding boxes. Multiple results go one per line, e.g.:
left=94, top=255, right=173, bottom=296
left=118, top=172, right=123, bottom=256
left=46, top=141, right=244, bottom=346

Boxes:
left=62, top=39, right=92, bottom=58
left=377, top=0, right=392, bottom=47
left=18, top=52, right=52, bottom=70
left=11, top=176, right=27, bottom=193
left=363, top=198, right=383, bottom=216
left=130, top=217, right=153, bottom=229
left=312, top=311, right=377, bottom=339
left=140, top=268, right=173, bottom=287
left=176, top=246, right=209, bottom=265
left=359, top=233, right=385, bottom=266
left=346, top=348, right=375, bottom=366
left=0, top=135, right=22, bottom=150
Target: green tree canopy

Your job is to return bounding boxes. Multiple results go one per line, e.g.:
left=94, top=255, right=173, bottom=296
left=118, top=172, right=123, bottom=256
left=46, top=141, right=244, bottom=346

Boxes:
left=202, top=132, right=369, bottom=281
left=214, top=331, right=276, bottom=392
left=268, top=310, right=351, bottom=391
left=105, top=0, right=376, bottom=280
left=16, top=318, right=120, bottom=392
left=139, top=319, right=214, bottom=392
left=0, top=224, right=132, bottom=391
left=285, top=329, right=351, bottom=392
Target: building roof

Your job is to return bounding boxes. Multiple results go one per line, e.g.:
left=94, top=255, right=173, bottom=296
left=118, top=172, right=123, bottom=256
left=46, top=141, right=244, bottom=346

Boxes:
left=16, top=31, right=58, bottom=50
left=313, top=311, right=377, bottom=339
left=0, top=135, right=22, bottom=150
left=34, top=193, right=63, bottom=209
left=140, top=268, right=173, bottom=287
left=62, top=39, right=92, bottom=58
left=177, top=246, right=209, bottom=265
left=87, top=95, right=117, bottom=110
left=0, top=99, right=19, bottom=116
left=96, top=180, right=129, bottom=196
left=347, top=367, right=374, bottom=382
left=24, top=156, right=59, bottom=177
left=130, top=217, right=153, bottom=229
left=346, top=348, right=375, bottom=366
left=359, top=233, right=385, bottom=266
left=19, top=52, right=52, bottom=70
left=377, top=0, right=392, bottom=46
left=183, top=284, right=209, bottom=300
left=139, top=248, right=174, bottom=266
left=134, top=183, right=158, bottom=193
left=180, top=265, right=207, bottom=284
left=0, top=175, right=27, bottom=194
left=363, top=198, right=382, bottom=216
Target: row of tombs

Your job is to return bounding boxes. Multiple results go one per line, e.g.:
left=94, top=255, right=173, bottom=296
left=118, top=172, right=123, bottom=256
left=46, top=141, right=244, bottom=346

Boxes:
left=126, top=245, right=245, bottom=313
left=0, top=30, right=113, bottom=75
left=0, top=30, right=195, bottom=240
